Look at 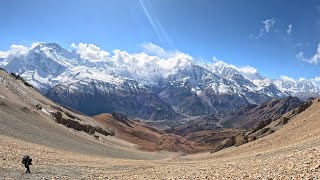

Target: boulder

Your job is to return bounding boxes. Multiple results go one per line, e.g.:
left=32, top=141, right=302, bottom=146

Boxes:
left=235, top=133, right=248, bottom=146
left=35, top=104, right=42, bottom=110
left=279, top=116, right=290, bottom=125
left=248, top=135, right=256, bottom=142
left=95, top=126, right=112, bottom=136
left=52, top=111, right=63, bottom=122
left=251, top=119, right=272, bottom=133
left=211, top=136, right=236, bottom=153
left=297, top=101, right=313, bottom=114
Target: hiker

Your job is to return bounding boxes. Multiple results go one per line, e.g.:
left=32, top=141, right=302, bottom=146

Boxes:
left=22, top=155, right=32, bottom=174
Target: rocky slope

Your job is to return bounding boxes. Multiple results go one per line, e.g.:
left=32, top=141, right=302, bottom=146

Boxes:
left=210, top=97, right=315, bottom=153
left=223, top=96, right=303, bottom=129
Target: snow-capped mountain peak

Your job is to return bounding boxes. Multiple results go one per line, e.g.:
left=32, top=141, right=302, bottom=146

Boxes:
left=0, top=42, right=319, bottom=119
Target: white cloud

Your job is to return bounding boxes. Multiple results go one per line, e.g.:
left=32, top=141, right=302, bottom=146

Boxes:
left=141, top=42, right=190, bottom=60
left=298, top=77, right=306, bottom=81
left=250, top=18, right=276, bottom=39
left=280, top=75, right=296, bottom=82
left=113, top=43, right=193, bottom=71
left=71, top=43, right=110, bottom=62
left=296, top=52, right=307, bottom=61
left=212, top=56, right=221, bottom=63
left=106, top=45, right=195, bottom=83
left=287, top=24, right=292, bottom=35
left=238, top=66, right=258, bottom=74
left=310, top=76, right=320, bottom=88
left=9, top=44, right=29, bottom=56
left=142, top=42, right=168, bottom=58
left=296, top=43, right=320, bottom=64
left=263, top=19, right=276, bottom=33
left=313, top=76, right=320, bottom=81
left=0, top=51, right=8, bottom=58
left=0, top=44, right=30, bottom=58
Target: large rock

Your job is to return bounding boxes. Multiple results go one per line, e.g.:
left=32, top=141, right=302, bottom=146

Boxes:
left=211, top=136, right=235, bottom=153
left=235, top=133, right=248, bottom=147
left=251, top=119, right=272, bottom=133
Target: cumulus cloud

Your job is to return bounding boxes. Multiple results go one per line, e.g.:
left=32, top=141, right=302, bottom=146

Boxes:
left=0, top=44, right=30, bottom=58
left=141, top=42, right=190, bottom=60
left=280, top=75, right=296, bottom=82
left=238, top=65, right=258, bottom=74
left=104, top=45, right=195, bottom=83
left=0, top=51, right=8, bottom=58
left=9, top=44, right=29, bottom=56
left=287, top=24, right=292, bottom=35
left=112, top=43, right=193, bottom=72
left=71, top=43, right=110, bottom=62
left=142, top=42, right=167, bottom=58
left=296, top=43, right=320, bottom=64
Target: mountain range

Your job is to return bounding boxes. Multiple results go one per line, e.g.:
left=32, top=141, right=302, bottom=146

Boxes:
left=1, top=42, right=319, bottom=120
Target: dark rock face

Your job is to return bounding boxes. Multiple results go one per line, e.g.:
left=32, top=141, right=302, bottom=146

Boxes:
left=51, top=111, right=112, bottom=136
left=251, top=119, right=272, bottom=133
left=213, top=98, right=316, bottom=153
left=149, top=64, right=286, bottom=117
left=111, top=112, right=133, bottom=128
left=224, top=96, right=302, bottom=130
left=211, top=136, right=236, bottom=153
left=153, top=76, right=276, bottom=117
left=234, top=133, right=248, bottom=147
left=47, top=80, right=178, bottom=120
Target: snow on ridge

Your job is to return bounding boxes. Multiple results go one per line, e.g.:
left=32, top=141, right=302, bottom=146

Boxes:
left=1, top=42, right=319, bottom=99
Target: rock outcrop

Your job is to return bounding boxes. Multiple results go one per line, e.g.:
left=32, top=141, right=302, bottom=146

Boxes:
left=52, top=111, right=112, bottom=136
left=224, top=96, right=302, bottom=129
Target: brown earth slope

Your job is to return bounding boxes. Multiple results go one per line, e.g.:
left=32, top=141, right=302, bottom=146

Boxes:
left=92, top=113, right=210, bottom=153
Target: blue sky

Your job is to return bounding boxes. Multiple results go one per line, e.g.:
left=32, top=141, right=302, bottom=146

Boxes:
left=1, top=0, right=320, bottom=79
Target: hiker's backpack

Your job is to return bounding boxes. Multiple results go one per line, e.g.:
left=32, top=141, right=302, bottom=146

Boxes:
left=22, top=155, right=30, bottom=164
